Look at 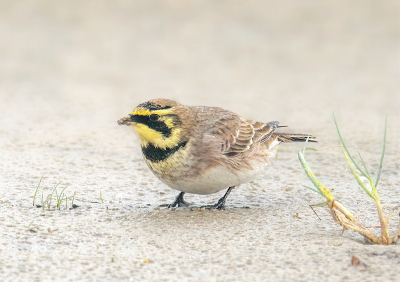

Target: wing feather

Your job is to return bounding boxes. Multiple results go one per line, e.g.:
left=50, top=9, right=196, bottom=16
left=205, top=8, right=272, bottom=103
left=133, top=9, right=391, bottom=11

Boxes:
left=198, top=107, right=282, bottom=156
left=220, top=118, right=280, bottom=155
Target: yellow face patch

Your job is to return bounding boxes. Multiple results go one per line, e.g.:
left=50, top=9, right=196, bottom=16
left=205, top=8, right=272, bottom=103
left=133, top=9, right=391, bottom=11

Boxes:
left=128, top=107, right=182, bottom=149
left=133, top=123, right=181, bottom=149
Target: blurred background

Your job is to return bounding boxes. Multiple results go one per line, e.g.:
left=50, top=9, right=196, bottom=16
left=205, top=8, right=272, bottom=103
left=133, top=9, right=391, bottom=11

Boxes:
left=1, top=0, right=398, bottom=119
left=1, top=0, right=400, bottom=216
left=1, top=0, right=399, bottom=185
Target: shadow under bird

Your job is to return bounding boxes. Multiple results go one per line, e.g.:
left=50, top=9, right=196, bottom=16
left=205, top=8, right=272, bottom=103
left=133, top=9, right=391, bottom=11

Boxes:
left=118, top=99, right=316, bottom=209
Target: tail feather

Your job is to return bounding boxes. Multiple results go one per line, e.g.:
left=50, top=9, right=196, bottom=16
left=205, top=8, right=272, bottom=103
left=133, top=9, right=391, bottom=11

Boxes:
left=275, top=133, right=317, bottom=143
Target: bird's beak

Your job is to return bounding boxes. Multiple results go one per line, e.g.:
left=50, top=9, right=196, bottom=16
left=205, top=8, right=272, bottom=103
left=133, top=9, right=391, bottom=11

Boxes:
left=117, top=115, right=135, bottom=126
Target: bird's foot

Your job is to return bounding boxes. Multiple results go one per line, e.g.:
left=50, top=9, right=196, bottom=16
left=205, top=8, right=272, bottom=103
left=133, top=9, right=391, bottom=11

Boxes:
left=200, top=186, right=235, bottom=210
left=159, top=192, right=192, bottom=208
left=200, top=197, right=226, bottom=210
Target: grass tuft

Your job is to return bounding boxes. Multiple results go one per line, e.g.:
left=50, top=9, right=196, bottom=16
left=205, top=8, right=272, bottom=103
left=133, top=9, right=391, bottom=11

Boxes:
left=299, top=116, right=397, bottom=244
left=32, top=177, right=77, bottom=210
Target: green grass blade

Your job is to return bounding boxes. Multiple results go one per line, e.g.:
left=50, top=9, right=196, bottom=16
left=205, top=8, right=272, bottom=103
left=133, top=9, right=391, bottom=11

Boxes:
left=298, top=150, right=333, bottom=201
left=45, top=194, right=52, bottom=209
left=57, top=187, right=68, bottom=209
left=48, top=182, right=61, bottom=209
left=55, top=186, right=60, bottom=209
left=28, top=220, right=34, bottom=230
left=60, top=187, right=67, bottom=197
left=358, top=152, right=371, bottom=178
left=33, top=175, right=44, bottom=206
left=312, top=200, right=329, bottom=207
left=342, top=148, right=375, bottom=200
left=334, top=114, right=369, bottom=178
left=375, top=116, right=387, bottom=188
left=302, top=185, right=323, bottom=196
left=72, top=191, right=76, bottom=206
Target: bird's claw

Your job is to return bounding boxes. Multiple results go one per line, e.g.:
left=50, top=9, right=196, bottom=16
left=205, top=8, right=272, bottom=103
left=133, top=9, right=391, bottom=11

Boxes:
left=160, top=192, right=192, bottom=208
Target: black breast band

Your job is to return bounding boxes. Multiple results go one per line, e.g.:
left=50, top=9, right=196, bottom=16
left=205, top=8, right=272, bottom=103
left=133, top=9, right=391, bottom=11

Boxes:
left=142, top=141, right=188, bottom=162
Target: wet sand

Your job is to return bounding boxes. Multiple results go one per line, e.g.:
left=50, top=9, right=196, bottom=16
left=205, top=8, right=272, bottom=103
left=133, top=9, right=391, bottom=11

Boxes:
left=0, top=0, right=399, bottom=281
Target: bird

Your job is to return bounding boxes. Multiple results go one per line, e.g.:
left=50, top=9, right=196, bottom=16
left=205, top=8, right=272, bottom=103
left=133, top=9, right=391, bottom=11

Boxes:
left=118, top=98, right=315, bottom=209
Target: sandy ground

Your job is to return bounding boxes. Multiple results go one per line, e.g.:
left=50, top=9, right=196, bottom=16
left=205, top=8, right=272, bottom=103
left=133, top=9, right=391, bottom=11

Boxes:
left=1, top=0, right=400, bottom=281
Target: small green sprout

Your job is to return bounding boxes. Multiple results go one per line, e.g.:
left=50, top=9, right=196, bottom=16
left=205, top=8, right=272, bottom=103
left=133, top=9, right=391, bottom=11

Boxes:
left=32, top=178, right=77, bottom=211
left=28, top=220, right=38, bottom=233
left=32, top=175, right=44, bottom=207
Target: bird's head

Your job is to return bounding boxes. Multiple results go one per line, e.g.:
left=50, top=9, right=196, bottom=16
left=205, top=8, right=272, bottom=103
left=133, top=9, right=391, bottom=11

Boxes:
left=118, top=99, right=193, bottom=149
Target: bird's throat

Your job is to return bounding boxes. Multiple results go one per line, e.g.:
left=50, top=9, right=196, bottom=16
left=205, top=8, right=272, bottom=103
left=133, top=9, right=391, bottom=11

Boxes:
left=141, top=141, right=188, bottom=162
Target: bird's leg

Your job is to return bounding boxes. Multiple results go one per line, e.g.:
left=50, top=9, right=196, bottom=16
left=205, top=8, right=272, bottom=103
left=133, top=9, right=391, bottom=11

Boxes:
left=203, top=186, right=235, bottom=210
left=159, top=192, right=191, bottom=208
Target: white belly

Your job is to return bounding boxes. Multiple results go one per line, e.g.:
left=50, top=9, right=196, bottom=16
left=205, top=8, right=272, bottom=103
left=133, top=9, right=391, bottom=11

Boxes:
left=161, top=162, right=266, bottom=194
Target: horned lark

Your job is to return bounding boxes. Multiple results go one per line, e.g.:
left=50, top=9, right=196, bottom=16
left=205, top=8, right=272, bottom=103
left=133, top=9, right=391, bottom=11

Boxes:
left=118, top=99, right=315, bottom=209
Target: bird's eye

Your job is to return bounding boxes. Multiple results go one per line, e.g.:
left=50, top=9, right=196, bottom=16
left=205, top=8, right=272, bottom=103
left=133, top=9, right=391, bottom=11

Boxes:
left=149, top=114, right=160, bottom=122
